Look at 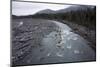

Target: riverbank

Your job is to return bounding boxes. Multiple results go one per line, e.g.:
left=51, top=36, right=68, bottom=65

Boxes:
left=12, top=18, right=96, bottom=66
left=60, top=20, right=96, bottom=51
left=12, top=18, right=59, bottom=65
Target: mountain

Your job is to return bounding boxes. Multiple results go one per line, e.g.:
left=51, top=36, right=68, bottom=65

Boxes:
left=56, top=5, right=88, bottom=13
left=36, top=5, right=94, bottom=14
left=37, top=9, right=56, bottom=14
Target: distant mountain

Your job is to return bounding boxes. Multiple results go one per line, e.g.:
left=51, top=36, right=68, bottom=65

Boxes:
left=56, top=5, right=88, bottom=13
left=37, top=9, right=56, bottom=14
left=36, top=5, right=94, bottom=14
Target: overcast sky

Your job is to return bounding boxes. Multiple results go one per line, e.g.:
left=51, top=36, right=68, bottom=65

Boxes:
left=12, top=1, right=72, bottom=16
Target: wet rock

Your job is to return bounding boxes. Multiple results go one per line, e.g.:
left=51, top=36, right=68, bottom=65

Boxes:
left=47, top=53, right=51, bottom=57
left=74, top=50, right=80, bottom=54
left=56, top=52, right=64, bottom=57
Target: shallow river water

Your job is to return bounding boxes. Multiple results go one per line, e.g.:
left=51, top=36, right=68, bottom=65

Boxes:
left=20, top=20, right=96, bottom=65
left=15, top=20, right=96, bottom=65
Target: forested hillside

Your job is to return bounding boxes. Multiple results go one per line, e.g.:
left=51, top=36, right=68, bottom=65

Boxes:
left=12, top=6, right=96, bottom=29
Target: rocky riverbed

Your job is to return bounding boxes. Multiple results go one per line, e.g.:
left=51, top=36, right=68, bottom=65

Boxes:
left=12, top=18, right=59, bottom=65
left=12, top=18, right=96, bottom=66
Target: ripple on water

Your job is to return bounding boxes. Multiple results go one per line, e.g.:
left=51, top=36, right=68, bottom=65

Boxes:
left=66, top=45, right=72, bottom=49
left=67, top=33, right=78, bottom=41
left=56, top=52, right=64, bottom=57
left=74, top=50, right=80, bottom=54
left=72, top=37, right=78, bottom=40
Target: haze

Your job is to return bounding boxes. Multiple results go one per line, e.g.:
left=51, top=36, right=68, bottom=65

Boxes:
left=12, top=1, right=72, bottom=16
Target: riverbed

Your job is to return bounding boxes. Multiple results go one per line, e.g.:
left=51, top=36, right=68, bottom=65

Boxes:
left=12, top=19, right=96, bottom=66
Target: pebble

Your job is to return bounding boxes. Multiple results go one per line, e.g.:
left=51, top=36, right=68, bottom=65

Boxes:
left=56, top=52, right=63, bottom=57
left=47, top=53, right=51, bottom=56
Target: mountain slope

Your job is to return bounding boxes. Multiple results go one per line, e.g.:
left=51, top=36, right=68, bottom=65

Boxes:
left=37, top=9, right=56, bottom=14
left=36, top=5, right=94, bottom=14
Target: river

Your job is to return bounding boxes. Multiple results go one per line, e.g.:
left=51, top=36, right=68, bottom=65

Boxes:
left=14, top=19, right=96, bottom=65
